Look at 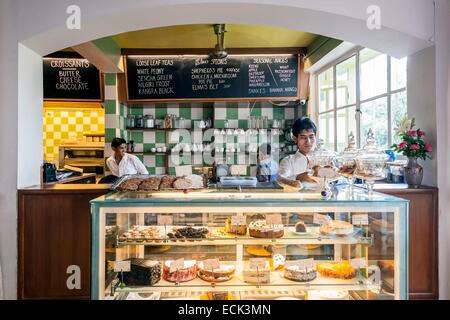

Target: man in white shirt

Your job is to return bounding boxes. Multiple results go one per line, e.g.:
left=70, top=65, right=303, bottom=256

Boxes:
left=106, top=137, right=149, bottom=177
left=279, top=117, right=317, bottom=181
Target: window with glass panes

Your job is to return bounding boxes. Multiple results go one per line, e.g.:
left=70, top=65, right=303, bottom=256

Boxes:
left=317, top=48, right=407, bottom=151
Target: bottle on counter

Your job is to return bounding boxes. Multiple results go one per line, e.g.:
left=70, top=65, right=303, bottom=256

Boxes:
left=170, top=114, right=175, bottom=129
left=165, top=114, right=171, bottom=129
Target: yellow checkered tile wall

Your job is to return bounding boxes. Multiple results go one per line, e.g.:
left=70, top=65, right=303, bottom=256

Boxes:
left=43, top=109, right=105, bottom=162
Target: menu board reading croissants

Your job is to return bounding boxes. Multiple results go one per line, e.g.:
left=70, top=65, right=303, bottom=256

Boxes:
left=43, top=57, right=103, bottom=101
left=125, top=54, right=299, bottom=101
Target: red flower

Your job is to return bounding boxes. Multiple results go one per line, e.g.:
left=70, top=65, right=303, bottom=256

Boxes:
left=425, top=143, right=433, bottom=152
left=398, top=142, right=408, bottom=149
left=418, top=130, right=426, bottom=137
left=410, top=144, right=420, bottom=150
left=407, top=130, right=417, bottom=136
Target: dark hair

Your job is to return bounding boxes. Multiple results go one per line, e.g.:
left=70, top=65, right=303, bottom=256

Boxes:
left=111, top=137, right=126, bottom=149
left=258, top=143, right=271, bottom=156
left=292, top=117, right=317, bottom=137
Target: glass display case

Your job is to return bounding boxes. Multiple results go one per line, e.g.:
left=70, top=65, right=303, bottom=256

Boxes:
left=91, top=186, right=408, bottom=300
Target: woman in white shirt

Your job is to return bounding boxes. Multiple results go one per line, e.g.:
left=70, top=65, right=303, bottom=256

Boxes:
left=106, top=137, right=148, bottom=177
left=279, top=117, right=317, bottom=181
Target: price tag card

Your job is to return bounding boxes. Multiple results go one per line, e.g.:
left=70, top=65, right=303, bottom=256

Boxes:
left=352, top=214, right=369, bottom=226
left=204, top=259, right=220, bottom=270
left=297, top=258, right=315, bottom=270
left=157, top=215, right=173, bottom=226
left=350, top=258, right=367, bottom=269
left=313, top=213, right=331, bottom=225
left=170, top=258, right=184, bottom=273
left=266, top=214, right=282, bottom=225
left=231, top=215, right=246, bottom=226
left=114, top=260, right=131, bottom=273
left=249, top=258, right=265, bottom=270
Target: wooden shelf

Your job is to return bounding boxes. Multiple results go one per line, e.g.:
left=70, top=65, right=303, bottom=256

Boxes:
left=129, top=151, right=296, bottom=156
left=126, top=127, right=288, bottom=132
left=113, top=271, right=376, bottom=294
left=126, top=127, right=210, bottom=131
left=129, top=152, right=169, bottom=155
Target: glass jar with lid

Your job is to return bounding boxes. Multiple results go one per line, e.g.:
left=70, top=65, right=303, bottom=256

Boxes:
left=127, top=114, right=136, bottom=129
left=355, top=129, right=389, bottom=196
left=145, top=115, right=154, bottom=128
left=307, top=138, right=337, bottom=172
left=135, top=115, right=143, bottom=128
left=337, top=132, right=359, bottom=190
left=306, top=139, right=338, bottom=197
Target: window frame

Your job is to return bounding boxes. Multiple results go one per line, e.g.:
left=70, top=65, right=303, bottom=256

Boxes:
left=314, top=46, right=407, bottom=151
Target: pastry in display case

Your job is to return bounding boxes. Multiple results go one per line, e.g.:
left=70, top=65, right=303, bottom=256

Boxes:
left=91, top=185, right=408, bottom=300
left=122, top=259, right=162, bottom=286
left=319, top=220, right=354, bottom=237
left=248, top=220, right=284, bottom=238
left=284, top=265, right=317, bottom=282
left=225, top=217, right=247, bottom=235
left=316, top=261, right=357, bottom=279
left=197, top=262, right=236, bottom=282
left=113, top=174, right=205, bottom=191
left=294, top=220, right=307, bottom=232
left=271, top=253, right=286, bottom=271
left=162, top=260, right=198, bottom=282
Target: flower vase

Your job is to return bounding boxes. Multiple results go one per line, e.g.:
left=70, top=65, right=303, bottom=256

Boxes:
left=404, top=157, right=423, bottom=188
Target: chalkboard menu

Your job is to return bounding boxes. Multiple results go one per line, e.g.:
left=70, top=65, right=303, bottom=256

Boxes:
left=125, top=54, right=299, bottom=101
left=43, top=58, right=103, bottom=101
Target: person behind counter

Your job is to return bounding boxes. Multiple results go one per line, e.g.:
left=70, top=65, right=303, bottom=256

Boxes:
left=279, top=117, right=317, bottom=181
left=256, top=143, right=279, bottom=182
left=106, top=137, right=148, bottom=177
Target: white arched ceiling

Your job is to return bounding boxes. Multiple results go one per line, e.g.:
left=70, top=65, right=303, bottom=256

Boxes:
left=17, top=0, right=434, bottom=58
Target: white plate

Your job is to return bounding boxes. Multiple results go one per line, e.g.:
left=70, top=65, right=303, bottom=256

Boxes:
left=318, top=226, right=360, bottom=238
left=288, top=226, right=317, bottom=236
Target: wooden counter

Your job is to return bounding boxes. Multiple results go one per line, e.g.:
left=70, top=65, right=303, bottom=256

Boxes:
left=17, top=184, right=438, bottom=300
left=378, top=185, right=439, bottom=300
left=18, top=184, right=110, bottom=299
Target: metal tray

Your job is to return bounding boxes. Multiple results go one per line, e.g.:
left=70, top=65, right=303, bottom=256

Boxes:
left=219, top=176, right=258, bottom=187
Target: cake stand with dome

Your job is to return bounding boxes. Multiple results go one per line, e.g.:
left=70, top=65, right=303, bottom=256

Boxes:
left=355, top=129, right=389, bottom=196
left=337, top=132, right=359, bottom=191
left=307, top=138, right=339, bottom=197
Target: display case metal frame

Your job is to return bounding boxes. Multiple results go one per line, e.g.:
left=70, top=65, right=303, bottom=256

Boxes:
left=91, top=187, right=408, bottom=300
